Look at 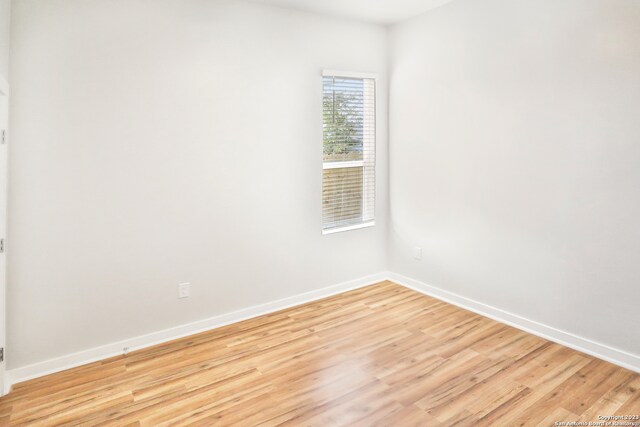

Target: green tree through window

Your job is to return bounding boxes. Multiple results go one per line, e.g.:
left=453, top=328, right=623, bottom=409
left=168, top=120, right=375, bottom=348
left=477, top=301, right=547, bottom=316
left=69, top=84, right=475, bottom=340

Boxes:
left=323, top=78, right=364, bottom=162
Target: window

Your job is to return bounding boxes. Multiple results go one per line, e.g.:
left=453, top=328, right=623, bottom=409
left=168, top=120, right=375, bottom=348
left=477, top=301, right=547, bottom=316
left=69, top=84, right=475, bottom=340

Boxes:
left=322, top=71, right=376, bottom=234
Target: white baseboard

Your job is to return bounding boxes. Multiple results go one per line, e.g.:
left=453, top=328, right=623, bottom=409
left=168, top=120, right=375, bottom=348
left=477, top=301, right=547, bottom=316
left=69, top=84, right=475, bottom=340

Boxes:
left=387, top=272, right=640, bottom=374
left=7, top=272, right=388, bottom=386
left=8, top=270, right=640, bottom=388
left=2, top=374, right=11, bottom=397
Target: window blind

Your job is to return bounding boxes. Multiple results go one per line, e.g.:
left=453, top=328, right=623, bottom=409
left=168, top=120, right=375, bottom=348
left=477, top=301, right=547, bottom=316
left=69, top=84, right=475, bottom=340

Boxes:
left=322, top=73, right=376, bottom=233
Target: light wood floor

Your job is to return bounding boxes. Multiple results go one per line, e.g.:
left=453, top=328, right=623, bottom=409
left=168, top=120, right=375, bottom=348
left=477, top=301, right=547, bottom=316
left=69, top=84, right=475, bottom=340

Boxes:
left=1, top=282, right=639, bottom=426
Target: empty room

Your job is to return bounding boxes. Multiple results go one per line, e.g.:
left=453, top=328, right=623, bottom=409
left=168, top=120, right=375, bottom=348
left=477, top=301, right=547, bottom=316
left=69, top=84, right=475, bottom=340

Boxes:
left=0, top=0, right=639, bottom=425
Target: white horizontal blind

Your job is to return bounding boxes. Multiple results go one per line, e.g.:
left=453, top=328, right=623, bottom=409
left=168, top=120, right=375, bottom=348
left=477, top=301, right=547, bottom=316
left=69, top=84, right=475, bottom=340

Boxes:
left=322, top=74, right=376, bottom=232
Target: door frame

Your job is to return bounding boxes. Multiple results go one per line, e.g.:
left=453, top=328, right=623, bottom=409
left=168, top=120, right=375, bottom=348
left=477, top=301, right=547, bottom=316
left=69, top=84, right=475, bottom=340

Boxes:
left=0, top=74, right=9, bottom=396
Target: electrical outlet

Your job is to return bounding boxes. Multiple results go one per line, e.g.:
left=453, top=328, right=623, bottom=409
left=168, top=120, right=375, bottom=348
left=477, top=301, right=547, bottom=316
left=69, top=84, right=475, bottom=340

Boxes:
left=178, top=283, right=191, bottom=299
left=413, top=247, right=423, bottom=260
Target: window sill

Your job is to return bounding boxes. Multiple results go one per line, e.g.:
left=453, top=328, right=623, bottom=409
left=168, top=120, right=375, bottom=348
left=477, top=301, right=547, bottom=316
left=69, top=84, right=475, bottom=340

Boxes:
left=322, top=221, right=375, bottom=235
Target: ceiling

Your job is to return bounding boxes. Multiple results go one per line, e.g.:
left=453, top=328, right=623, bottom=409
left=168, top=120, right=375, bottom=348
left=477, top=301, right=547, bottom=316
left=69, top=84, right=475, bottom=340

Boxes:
left=247, top=0, right=455, bottom=25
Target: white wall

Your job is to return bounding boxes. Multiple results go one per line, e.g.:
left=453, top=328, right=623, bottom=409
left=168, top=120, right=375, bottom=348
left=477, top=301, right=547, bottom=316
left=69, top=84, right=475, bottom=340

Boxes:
left=8, top=0, right=388, bottom=369
left=389, top=0, right=640, bottom=356
left=0, top=0, right=9, bottom=82
left=11, top=0, right=640, bottom=374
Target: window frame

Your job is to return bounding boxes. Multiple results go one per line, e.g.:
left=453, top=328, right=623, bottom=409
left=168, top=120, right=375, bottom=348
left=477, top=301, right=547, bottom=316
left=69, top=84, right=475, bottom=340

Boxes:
left=321, top=70, right=377, bottom=235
